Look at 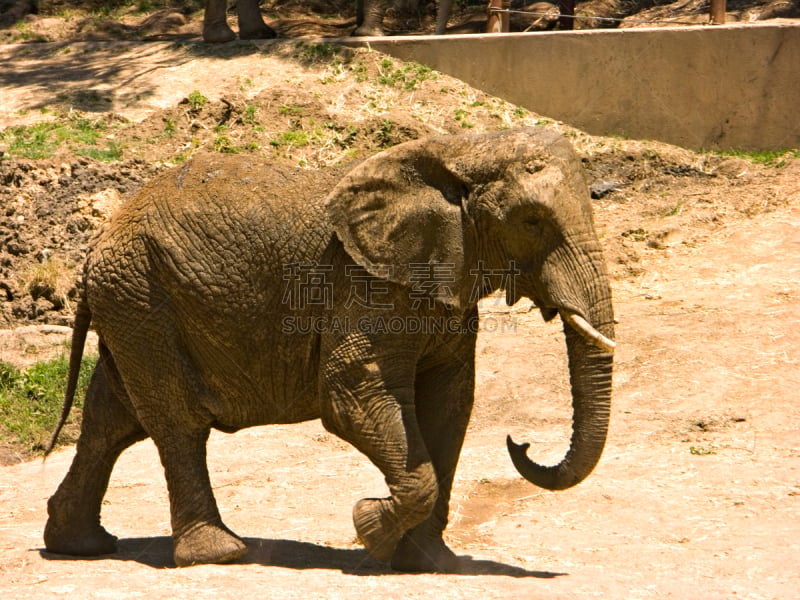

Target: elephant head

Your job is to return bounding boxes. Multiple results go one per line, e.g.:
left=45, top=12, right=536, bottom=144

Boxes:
left=327, top=127, right=615, bottom=491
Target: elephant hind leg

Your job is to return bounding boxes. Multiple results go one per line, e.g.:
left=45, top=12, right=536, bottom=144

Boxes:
left=108, top=329, right=246, bottom=566
left=45, top=348, right=147, bottom=556
left=151, top=427, right=247, bottom=567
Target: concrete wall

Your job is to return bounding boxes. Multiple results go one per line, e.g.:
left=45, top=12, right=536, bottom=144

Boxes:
left=359, top=22, right=799, bottom=151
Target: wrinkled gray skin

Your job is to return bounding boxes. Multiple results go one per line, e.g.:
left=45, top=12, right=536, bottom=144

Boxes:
left=355, top=0, right=453, bottom=35
left=44, top=129, right=614, bottom=572
left=202, top=0, right=276, bottom=42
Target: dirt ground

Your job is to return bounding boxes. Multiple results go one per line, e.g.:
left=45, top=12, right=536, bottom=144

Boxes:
left=1, top=13, right=799, bottom=599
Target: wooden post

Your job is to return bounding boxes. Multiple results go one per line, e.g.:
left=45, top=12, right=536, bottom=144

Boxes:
left=559, top=0, right=575, bottom=30
left=710, top=0, right=726, bottom=24
left=486, top=0, right=510, bottom=33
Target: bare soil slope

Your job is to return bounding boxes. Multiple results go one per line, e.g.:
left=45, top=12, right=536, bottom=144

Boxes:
left=1, top=27, right=799, bottom=600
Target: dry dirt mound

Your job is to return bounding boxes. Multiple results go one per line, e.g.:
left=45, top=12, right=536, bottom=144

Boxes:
left=1, top=35, right=799, bottom=600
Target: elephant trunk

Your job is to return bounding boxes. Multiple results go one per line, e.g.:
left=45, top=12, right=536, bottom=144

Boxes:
left=507, top=311, right=614, bottom=491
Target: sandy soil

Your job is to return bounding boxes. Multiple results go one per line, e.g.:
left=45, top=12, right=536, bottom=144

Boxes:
left=1, top=34, right=799, bottom=599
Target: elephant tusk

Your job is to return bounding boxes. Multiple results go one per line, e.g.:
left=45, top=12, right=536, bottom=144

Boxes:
left=561, top=311, right=616, bottom=353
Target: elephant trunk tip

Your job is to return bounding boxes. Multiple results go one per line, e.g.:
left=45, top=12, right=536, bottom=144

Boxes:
left=506, top=435, right=594, bottom=491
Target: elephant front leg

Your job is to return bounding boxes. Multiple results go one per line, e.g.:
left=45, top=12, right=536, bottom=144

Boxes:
left=333, top=399, right=439, bottom=563
left=390, top=350, right=476, bottom=573
left=321, top=343, right=439, bottom=566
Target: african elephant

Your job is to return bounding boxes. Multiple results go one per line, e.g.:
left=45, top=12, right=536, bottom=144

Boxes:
left=354, top=0, right=453, bottom=35
left=202, top=0, right=276, bottom=42
left=44, top=128, right=615, bottom=572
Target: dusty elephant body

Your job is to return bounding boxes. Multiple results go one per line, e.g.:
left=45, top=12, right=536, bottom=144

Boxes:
left=44, top=129, right=615, bottom=571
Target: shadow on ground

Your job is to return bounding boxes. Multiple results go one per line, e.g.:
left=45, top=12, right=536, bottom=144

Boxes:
left=0, top=39, right=345, bottom=117
left=39, top=536, right=565, bottom=578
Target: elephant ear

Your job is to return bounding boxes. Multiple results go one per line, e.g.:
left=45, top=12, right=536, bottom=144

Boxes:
left=326, top=139, right=475, bottom=310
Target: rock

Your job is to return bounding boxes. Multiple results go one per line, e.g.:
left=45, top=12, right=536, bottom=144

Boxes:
left=590, top=179, right=625, bottom=199
left=89, top=188, right=122, bottom=219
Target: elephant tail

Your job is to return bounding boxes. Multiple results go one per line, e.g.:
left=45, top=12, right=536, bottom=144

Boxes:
left=43, top=298, right=92, bottom=457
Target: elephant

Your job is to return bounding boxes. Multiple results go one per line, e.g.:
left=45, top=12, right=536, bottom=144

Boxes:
left=202, top=0, right=276, bottom=42
left=201, top=0, right=452, bottom=41
left=355, top=0, right=454, bottom=35
left=43, top=128, right=615, bottom=572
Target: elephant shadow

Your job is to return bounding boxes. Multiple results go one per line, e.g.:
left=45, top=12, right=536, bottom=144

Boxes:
left=40, top=536, right=564, bottom=578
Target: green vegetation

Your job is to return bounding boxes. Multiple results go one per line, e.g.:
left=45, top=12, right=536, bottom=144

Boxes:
left=76, top=140, right=124, bottom=161
left=690, top=445, right=717, bottom=455
left=241, top=104, right=258, bottom=125
left=279, top=104, right=304, bottom=117
left=0, top=115, right=121, bottom=161
left=186, top=90, right=209, bottom=111
left=270, top=129, right=313, bottom=149
left=713, top=148, right=800, bottom=168
left=349, top=60, right=369, bottom=83
left=660, top=200, right=686, bottom=218
left=297, top=42, right=339, bottom=64
left=0, top=355, right=97, bottom=453
left=454, top=108, right=475, bottom=129
left=213, top=134, right=236, bottom=153
left=374, top=119, right=395, bottom=148
left=10, top=20, right=49, bottom=42
left=377, top=59, right=437, bottom=91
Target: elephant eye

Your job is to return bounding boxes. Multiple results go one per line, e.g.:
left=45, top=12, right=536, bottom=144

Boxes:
left=524, top=216, right=541, bottom=229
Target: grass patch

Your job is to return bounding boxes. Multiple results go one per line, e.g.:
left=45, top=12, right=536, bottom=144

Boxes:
left=270, top=129, right=314, bottom=149
left=20, top=255, right=75, bottom=310
left=454, top=108, right=475, bottom=128
left=76, top=140, right=124, bottom=161
left=377, top=59, right=437, bottom=91
left=0, top=115, right=120, bottom=161
left=186, top=90, right=209, bottom=112
left=0, top=355, right=97, bottom=454
left=296, top=42, right=340, bottom=65
left=714, top=148, right=800, bottom=167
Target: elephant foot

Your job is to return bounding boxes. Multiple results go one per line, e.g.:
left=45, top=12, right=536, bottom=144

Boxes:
left=391, top=535, right=460, bottom=573
left=202, top=23, right=237, bottom=43
left=353, top=498, right=403, bottom=563
left=351, top=25, right=386, bottom=37
left=239, top=24, right=277, bottom=40
left=173, top=522, right=248, bottom=567
left=44, top=518, right=118, bottom=557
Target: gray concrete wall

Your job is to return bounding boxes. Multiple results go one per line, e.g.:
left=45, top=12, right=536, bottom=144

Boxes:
left=358, top=22, right=799, bottom=151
